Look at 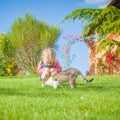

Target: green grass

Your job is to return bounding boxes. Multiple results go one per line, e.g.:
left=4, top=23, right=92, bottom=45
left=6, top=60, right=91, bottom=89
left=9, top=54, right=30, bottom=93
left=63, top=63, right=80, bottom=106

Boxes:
left=0, top=75, right=120, bottom=120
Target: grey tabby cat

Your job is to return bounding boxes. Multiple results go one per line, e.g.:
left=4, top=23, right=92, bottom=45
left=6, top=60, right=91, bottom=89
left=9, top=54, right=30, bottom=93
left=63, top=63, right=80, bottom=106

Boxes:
left=42, top=68, right=94, bottom=89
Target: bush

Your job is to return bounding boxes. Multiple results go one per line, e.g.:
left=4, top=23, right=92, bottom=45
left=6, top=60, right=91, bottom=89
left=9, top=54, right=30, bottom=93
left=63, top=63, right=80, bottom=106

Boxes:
left=0, top=34, right=17, bottom=76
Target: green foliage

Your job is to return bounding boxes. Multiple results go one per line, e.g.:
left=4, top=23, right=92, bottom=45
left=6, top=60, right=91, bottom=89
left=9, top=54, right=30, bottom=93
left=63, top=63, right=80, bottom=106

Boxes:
left=0, top=76, right=120, bottom=120
left=63, top=6, right=120, bottom=37
left=98, top=39, right=120, bottom=51
left=7, top=13, right=61, bottom=74
left=63, top=8, right=101, bottom=23
left=97, top=39, right=120, bottom=58
left=0, top=34, right=17, bottom=76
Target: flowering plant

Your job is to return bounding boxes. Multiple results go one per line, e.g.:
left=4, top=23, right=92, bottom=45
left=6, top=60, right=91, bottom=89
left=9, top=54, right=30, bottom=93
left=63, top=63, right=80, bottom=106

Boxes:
left=86, top=41, right=95, bottom=47
left=105, top=53, right=120, bottom=66
left=83, top=36, right=95, bottom=48
left=86, top=70, right=91, bottom=76
left=105, top=53, right=120, bottom=74
left=61, top=34, right=82, bottom=69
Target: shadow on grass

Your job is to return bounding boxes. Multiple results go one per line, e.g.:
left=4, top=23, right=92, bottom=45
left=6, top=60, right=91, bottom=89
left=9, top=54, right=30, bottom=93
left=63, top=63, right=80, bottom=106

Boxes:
left=0, top=87, right=48, bottom=97
left=0, top=83, right=119, bottom=97
left=0, top=87, right=73, bottom=98
left=76, top=82, right=120, bottom=92
left=0, top=88, right=30, bottom=96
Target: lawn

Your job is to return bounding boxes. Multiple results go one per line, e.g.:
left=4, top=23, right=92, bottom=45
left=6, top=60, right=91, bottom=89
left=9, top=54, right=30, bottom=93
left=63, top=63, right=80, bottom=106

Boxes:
left=0, top=75, right=120, bottom=120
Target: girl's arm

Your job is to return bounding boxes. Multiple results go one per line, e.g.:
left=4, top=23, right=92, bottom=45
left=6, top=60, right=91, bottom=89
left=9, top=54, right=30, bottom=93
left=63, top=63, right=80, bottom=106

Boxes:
left=37, top=61, right=44, bottom=75
left=53, top=60, right=62, bottom=73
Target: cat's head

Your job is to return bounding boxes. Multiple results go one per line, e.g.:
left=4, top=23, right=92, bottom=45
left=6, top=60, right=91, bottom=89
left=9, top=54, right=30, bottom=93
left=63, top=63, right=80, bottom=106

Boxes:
left=41, top=71, right=51, bottom=84
left=51, top=73, right=58, bottom=80
left=42, top=75, right=50, bottom=84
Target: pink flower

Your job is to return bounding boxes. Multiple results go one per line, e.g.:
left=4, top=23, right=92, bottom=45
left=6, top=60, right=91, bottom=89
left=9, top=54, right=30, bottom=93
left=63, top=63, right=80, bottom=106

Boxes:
left=62, top=36, right=65, bottom=39
left=68, top=34, right=72, bottom=38
left=106, top=54, right=115, bottom=61
left=86, top=41, right=94, bottom=47
left=86, top=70, right=91, bottom=76
left=76, top=37, right=79, bottom=40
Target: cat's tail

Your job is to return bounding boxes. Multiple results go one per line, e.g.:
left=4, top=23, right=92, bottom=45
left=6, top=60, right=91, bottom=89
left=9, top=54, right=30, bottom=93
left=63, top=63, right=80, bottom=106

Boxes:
left=78, top=71, right=94, bottom=82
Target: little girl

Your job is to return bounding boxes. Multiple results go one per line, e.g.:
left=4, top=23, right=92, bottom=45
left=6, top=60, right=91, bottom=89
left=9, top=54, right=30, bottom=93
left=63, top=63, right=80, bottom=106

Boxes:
left=37, top=48, right=62, bottom=81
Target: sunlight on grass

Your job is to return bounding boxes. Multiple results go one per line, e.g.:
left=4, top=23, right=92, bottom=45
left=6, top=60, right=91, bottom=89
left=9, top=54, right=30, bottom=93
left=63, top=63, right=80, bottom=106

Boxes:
left=0, top=76, right=120, bottom=120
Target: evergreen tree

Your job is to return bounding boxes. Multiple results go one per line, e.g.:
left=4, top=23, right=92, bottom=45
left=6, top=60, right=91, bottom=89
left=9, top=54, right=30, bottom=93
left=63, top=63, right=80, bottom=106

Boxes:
left=63, top=6, right=120, bottom=38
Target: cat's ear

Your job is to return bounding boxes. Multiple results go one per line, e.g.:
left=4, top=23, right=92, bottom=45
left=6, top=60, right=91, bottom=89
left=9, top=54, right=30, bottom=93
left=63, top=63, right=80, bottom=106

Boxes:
left=51, top=73, right=57, bottom=78
left=51, top=73, right=57, bottom=80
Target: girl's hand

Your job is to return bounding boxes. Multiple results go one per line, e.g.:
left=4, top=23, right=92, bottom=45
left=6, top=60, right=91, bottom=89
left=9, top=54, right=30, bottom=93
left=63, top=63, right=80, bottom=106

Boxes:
left=50, top=68, right=57, bottom=75
left=43, top=68, right=50, bottom=72
left=50, top=68, right=55, bottom=73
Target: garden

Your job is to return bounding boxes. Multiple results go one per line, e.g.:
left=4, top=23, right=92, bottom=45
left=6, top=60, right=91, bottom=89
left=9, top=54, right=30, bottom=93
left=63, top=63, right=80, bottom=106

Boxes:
left=0, top=2, right=120, bottom=120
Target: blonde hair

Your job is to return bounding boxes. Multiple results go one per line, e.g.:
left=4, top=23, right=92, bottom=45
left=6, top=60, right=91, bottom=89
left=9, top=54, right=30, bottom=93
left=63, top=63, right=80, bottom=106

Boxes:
left=42, top=48, right=56, bottom=58
left=41, top=48, right=56, bottom=65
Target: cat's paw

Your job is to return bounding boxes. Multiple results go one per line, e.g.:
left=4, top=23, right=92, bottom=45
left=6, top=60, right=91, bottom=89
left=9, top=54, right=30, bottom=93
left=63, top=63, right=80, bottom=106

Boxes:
left=41, top=84, right=45, bottom=87
left=53, top=85, right=58, bottom=89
